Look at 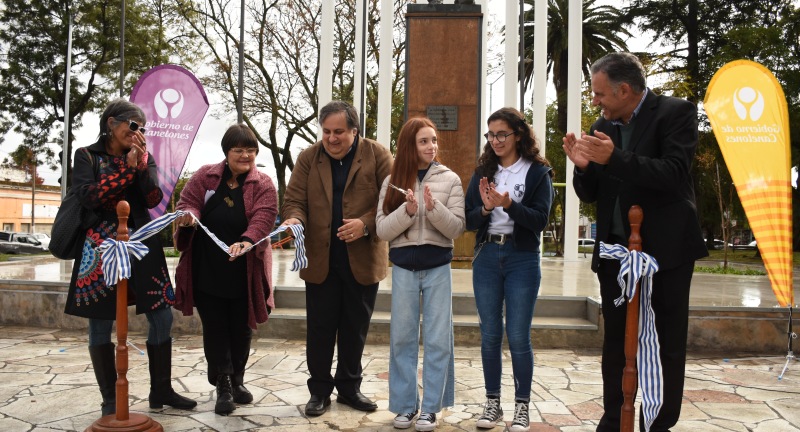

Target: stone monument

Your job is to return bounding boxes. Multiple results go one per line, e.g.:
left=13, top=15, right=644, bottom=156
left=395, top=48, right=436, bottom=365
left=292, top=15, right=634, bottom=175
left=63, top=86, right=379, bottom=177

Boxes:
left=406, top=2, right=482, bottom=266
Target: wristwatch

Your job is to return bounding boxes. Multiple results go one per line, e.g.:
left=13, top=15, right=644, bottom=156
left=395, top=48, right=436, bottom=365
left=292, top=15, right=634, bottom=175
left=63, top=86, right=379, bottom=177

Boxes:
left=363, top=225, right=369, bottom=237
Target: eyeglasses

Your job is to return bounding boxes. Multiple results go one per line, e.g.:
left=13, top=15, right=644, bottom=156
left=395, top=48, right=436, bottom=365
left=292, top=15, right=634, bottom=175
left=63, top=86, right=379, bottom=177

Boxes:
left=484, top=131, right=515, bottom=143
left=115, top=117, right=146, bottom=134
left=229, top=148, right=258, bottom=156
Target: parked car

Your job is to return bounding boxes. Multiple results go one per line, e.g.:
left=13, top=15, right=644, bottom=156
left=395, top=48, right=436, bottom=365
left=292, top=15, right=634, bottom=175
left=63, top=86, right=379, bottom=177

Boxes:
left=25, top=233, right=50, bottom=250
left=732, top=240, right=757, bottom=250
left=705, top=238, right=733, bottom=250
left=578, top=238, right=596, bottom=247
left=0, top=231, right=48, bottom=254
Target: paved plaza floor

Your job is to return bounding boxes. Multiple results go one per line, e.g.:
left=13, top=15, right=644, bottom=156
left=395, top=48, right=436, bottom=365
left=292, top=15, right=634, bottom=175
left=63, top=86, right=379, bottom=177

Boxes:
left=2, top=325, right=800, bottom=431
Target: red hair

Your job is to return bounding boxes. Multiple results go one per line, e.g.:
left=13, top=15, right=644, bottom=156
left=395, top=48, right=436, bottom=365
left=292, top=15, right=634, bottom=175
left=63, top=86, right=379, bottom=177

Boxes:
left=383, top=117, right=440, bottom=215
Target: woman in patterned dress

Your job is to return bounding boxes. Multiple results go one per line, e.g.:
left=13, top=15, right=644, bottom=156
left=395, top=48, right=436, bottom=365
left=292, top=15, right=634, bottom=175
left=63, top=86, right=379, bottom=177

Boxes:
left=64, top=98, right=195, bottom=416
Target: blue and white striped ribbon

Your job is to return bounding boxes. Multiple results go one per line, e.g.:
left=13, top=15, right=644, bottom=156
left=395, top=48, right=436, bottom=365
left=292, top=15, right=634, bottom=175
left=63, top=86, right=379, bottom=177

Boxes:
left=98, top=210, right=307, bottom=286
left=241, top=224, right=308, bottom=271
left=97, top=238, right=149, bottom=287
left=599, top=241, right=662, bottom=432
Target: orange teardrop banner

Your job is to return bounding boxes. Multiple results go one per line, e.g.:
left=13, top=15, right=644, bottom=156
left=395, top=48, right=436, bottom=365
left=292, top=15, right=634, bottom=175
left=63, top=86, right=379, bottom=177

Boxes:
left=704, top=60, right=793, bottom=307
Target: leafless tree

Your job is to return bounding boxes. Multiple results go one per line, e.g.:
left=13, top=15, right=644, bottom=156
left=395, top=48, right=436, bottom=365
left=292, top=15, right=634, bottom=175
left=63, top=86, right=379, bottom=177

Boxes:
left=175, top=0, right=408, bottom=203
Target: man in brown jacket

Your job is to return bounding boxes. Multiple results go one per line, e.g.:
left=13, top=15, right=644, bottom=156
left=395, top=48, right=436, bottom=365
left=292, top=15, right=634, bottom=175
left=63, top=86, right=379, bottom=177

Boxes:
left=281, top=100, right=392, bottom=416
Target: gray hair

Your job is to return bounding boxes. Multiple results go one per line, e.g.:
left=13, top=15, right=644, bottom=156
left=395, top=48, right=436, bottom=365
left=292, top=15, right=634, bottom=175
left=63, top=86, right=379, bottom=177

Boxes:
left=591, top=52, right=647, bottom=93
left=98, top=98, right=146, bottom=143
left=319, top=100, right=360, bottom=133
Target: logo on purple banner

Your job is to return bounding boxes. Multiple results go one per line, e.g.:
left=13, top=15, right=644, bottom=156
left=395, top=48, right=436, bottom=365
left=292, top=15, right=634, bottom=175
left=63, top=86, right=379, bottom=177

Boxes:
left=131, top=65, right=209, bottom=219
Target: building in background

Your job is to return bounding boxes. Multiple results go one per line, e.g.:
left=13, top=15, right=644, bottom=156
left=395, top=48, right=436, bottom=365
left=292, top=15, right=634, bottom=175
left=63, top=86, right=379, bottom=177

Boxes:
left=0, top=168, right=59, bottom=233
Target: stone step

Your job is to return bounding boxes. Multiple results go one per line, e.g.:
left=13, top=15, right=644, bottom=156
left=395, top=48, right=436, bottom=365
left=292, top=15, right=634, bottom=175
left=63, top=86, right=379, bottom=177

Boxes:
left=269, top=308, right=599, bottom=330
left=273, top=285, right=596, bottom=318
left=266, top=286, right=602, bottom=348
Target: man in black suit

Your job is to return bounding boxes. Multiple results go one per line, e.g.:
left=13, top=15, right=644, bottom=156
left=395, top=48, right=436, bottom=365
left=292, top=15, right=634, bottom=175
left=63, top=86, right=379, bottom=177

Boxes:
left=563, top=52, right=708, bottom=431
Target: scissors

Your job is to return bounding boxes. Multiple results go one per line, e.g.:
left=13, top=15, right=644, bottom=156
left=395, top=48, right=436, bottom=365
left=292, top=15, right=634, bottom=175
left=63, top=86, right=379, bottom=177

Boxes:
left=388, top=183, right=409, bottom=196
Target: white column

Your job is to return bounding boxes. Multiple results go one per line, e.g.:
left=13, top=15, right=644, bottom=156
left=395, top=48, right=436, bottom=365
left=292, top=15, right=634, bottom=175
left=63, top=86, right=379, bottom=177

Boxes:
left=318, top=0, right=335, bottom=138
left=353, top=0, right=367, bottom=133
left=376, top=0, right=393, bottom=148
left=564, top=0, right=582, bottom=260
left=532, top=0, right=548, bottom=255
left=531, top=0, right=547, bottom=155
left=503, top=0, right=519, bottom=108
left=479, top=0, right=488, bottom=129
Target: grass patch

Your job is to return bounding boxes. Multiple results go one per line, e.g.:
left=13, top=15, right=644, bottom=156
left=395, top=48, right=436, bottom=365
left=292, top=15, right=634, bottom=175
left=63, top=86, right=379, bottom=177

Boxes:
left=694, top=265, right=766, bottom=276
left=0, top=254, right=10, bottom=262
left=699, top=249, right=800, bottom=266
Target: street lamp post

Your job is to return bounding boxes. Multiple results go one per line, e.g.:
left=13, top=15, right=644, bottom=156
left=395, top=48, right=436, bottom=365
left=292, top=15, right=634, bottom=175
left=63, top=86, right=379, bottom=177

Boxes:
left=62, top=12, right=74, bottom=200
left=31, top=157, right=36, bottom=232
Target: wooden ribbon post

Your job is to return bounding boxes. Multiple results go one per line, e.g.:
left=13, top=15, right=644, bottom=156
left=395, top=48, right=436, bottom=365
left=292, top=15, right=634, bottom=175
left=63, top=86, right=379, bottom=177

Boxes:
left=86, top=201, right=162, bottom=432
left=620, top=205, right=643, bottom=432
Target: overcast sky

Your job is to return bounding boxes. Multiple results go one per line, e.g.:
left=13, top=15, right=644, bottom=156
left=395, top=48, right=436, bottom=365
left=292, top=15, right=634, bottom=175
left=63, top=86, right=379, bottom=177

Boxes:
left=2, top=0, right=652, bottom=187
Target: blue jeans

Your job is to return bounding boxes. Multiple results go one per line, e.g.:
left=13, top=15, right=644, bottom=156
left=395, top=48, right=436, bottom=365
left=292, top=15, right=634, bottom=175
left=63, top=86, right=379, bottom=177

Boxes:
left=88, top=307, right=173, bottom=347
left=389, top=263, right=455, bottom=414
left=472, top=241, right=541, bottom=401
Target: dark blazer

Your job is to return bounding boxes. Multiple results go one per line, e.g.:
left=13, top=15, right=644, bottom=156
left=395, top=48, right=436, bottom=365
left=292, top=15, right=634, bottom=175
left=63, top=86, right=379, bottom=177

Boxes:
left=281, top=137, right=393, bottom=285
left=573, top=90, right=708, bottom=271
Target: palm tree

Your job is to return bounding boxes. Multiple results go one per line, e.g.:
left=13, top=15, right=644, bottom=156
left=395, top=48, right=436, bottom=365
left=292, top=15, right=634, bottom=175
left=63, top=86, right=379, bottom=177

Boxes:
left=521, top=0, right=630, bottom=134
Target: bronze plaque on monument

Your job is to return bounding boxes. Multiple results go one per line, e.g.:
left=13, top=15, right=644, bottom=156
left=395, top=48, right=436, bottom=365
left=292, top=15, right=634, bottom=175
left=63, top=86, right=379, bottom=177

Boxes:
left=426, top=106, right=458, bottom=131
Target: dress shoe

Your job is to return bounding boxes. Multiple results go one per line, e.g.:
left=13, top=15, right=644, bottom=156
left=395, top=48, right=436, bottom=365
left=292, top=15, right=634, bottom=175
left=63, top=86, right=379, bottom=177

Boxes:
left=304, top=394, right=331, bottom=416
left=232, top=384, right=253, bottom=404
left=336, top=391, right=377, bottom=412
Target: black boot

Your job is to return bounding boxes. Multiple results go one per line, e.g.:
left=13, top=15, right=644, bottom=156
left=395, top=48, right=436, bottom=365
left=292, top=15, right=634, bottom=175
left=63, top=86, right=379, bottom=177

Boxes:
left=215, top=374, right=236, bottom=415
left=146, top=341, right=197, bottom=410
left=231, top=329, right=253, bottom=404
left=88, top=343, right=116, bottom=416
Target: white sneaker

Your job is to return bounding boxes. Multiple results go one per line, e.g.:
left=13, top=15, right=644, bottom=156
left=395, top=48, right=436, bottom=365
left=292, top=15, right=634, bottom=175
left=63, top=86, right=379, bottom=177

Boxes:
left=509, top=400, right=530, bottom=432
left=393, top=411, right=417, bottom=429
left=476, top=397, right=503, bottom=428
left=415, top=412, right=437, bottom=431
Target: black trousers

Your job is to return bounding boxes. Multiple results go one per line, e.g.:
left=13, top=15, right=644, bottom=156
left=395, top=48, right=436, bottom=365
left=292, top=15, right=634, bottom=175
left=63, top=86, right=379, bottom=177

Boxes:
left=596, top=260, right=694, bottom=432
left=305, top=265, right=379, bottom=397
left=194, top=289, right=253, bottom=387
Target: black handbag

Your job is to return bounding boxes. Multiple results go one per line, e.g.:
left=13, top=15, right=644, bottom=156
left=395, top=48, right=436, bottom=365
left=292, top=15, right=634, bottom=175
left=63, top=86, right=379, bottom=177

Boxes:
left=49, top=192, right=100, bottom=259
left=49, top=148, right=99, bottom=259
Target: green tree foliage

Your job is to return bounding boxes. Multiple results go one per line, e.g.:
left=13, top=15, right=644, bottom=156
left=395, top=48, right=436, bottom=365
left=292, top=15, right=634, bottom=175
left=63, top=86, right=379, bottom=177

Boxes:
left=160, top=170, right=193, bottom=247
left=623, top=0, right=800, bottom=249
left=521, top=0, right=630, bottom=135
left=622, top=0, right=798, bottom=103
left=0, top=0, right=195, bottom=186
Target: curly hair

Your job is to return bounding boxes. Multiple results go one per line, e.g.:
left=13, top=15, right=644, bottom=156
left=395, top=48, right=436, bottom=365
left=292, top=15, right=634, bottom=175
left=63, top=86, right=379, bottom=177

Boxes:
left=475, top=107, right=553, bottom=182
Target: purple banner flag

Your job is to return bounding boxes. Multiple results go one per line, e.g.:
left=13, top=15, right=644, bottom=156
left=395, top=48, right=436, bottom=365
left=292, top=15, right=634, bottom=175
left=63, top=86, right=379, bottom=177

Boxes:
left=130, top=65, right=209, bottom=219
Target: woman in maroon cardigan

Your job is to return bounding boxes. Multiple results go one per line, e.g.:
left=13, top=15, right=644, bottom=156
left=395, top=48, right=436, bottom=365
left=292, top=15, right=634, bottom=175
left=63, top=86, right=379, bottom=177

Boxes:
left=174, top=124, right=278, bottom=415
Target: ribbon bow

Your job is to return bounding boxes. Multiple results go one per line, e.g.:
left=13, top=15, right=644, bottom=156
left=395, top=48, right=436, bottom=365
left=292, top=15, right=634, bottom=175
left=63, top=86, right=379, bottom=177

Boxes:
left=97, top=238, right=149, bottom=286
left=98, top=210, right=187, bottom=286
left=599, top=241, right=662, bottom=432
